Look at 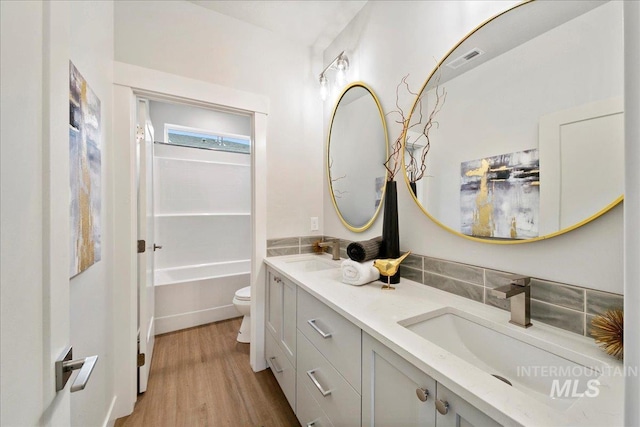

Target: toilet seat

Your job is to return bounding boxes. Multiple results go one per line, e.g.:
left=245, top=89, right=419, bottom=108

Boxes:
left=234, top=286, right=251, bottom=302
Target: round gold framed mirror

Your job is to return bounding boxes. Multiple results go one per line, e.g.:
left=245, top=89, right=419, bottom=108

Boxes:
left=403, top=0, right=624, bottom=243
left=328, top=82, right=389, bottom=232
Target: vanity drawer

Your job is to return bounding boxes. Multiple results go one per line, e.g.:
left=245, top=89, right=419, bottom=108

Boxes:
left=297, top=330, right=361, bottom=427
left=296, top=372, right=335, bottom=427
left=265, top=330, right=296, bottom=409
left=297, top=289, right=361, bottom=392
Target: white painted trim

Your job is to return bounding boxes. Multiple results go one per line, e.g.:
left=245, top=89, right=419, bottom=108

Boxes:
left=112, top=85, right=138, bottom=419
left=147, top=316, right=155, bottom=344
left=250, top=112, right=268, bottom=372
left=624, top=2, right=640, bottom=425
left=112, top=63, right=270, bottom=418
left=114, top=62, right=269, bottom=115
left=102, top=396, right=117, bottom=427
left=155, top=305, right=240, bottom=335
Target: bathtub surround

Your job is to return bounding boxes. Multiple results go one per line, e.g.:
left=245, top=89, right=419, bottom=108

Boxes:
left=153, top=132, right=251, bottom=334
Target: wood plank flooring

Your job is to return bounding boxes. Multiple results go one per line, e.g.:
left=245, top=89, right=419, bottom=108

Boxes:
left=115, top=318, right=300, bottom=427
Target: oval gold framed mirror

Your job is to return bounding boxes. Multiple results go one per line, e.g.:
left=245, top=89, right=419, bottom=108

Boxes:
left=403, top=0, right=624, bottom=243
left=328, top=82, right=389, bottom=232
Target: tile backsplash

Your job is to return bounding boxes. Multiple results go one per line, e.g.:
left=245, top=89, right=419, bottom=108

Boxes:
left=267, top=235, right=624, bottom=338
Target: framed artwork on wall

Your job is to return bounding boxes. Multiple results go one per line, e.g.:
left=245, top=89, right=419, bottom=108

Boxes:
left=69, top=61, right=101, bottom=277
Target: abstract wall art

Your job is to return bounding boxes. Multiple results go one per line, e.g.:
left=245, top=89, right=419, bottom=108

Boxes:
left=69, top=62, right=101, bottom=277
left=460, top=148, right=539, bottom=240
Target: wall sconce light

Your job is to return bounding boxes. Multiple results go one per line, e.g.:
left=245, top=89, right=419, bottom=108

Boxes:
left=318, top=51, right=349, bottom=101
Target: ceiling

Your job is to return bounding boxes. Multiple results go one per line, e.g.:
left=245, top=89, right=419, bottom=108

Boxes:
left=189, top=1, right=368, bottom=50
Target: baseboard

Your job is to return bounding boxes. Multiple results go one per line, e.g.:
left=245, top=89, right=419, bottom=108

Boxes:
left=103, top=395, right=117, bottom=427
left=155, top=304, right=240, bottom=334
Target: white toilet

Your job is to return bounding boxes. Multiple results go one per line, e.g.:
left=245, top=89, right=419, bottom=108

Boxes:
left=232, top=286, right=251, bottom=343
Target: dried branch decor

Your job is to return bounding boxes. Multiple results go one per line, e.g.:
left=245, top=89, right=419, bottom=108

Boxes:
left=591, top=309, right=623, bottom=360
left=384, top=75, right=418, bottom=181
left=406, top=68, right=447, bottom=184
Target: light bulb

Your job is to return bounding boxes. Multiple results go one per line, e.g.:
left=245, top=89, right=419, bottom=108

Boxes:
left=319, top=74, right=328, bottom=101
left=336, top=55, right=349, bottom=87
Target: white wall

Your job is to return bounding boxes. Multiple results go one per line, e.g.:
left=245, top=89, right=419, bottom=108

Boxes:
left=66, top=1, right=116, bottom=426
left=1, top=1, right=116, bottom=426
left=323, top=1, right=623, bottom=293
left=1, top=2, right=45, bottom=425
left=115, top=0, right=324, bottom=239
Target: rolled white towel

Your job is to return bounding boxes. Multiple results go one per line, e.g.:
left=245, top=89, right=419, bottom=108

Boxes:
left=341, top=259, right=379, bottom=286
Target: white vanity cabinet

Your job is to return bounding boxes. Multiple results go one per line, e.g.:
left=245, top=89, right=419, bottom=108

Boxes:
left=265, top=268, right=297, bottom=409
left=265, top=263, right=500, bottom=427
left=435, top=383, right=501, bottom=427
left=363, top=332, right=437, bottom=426
left=266, top=268, right=296, bottom=365
left=296, top=288, right=362, bottom=427
left=362, top=332, right=501, bottom=427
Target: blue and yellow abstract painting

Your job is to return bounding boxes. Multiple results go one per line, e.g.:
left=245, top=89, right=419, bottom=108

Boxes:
left=69, top=62, right=101, bottom=276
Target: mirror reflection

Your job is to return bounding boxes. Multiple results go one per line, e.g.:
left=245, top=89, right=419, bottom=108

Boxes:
left=329, top=83, right=388, bottom=231
left=405, top=0, right=624, bottom=242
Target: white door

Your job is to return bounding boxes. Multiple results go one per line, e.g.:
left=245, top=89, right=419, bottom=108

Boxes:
left=539, top=98, right=624, bottom=234
left=136, top=99, right=156, bottom=393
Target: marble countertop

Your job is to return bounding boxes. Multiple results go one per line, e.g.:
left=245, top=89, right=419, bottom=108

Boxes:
left=264, top=253, right=624, bottom=427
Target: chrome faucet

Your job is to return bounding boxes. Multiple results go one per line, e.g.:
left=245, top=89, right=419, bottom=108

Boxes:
left=317, top=239, right=340, bottom=261
left=490, top=275, right=532, bottom=328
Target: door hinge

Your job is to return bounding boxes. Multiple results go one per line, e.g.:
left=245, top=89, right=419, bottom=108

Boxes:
left=137, top=240, right=146, bottom=253
left=137, top=353, right=146, bottom=367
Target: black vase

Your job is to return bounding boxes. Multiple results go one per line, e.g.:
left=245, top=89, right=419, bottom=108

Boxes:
left=380, top=180, right=400, bottom=284
left=409, top=181, right=417, bottom=197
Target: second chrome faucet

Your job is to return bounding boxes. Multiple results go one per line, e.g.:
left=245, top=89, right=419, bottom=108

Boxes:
left=490, top=275, right=532, bottom=328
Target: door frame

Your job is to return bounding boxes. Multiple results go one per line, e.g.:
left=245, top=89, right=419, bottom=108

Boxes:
left=112, top=61, right=269, bottom=419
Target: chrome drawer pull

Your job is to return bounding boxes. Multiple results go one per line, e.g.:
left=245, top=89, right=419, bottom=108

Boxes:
left=268, top=356, right=283, bottom=373
left=306, top=369, right=331, bottom=397
left=307, top=422, right=316, bottom=427
left=307, top=319, right=332, bottom=339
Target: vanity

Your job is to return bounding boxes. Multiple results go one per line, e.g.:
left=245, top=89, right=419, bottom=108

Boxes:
left=264, top=253, right=623, bottom=427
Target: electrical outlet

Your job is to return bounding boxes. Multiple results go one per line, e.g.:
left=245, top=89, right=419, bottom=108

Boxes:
left=310, top=217, right=319, bottom=231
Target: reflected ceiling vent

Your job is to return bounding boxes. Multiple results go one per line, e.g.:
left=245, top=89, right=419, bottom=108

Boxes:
left=445, top=48, right=485, bottom=69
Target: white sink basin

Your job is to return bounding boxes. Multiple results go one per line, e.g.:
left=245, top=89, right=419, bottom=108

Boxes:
left=400, top=308, right=602, bottom=411
left=284, top=256, right=340, bottom=272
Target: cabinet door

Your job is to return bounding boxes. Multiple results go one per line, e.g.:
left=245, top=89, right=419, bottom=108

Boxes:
left=362, top=333, right=436, bottom=427
left=435, top=383, right=501, bottom=427
left=265, top=328, right=296, bottom=409
left=266, top=269, right=282, bottom=338
left=281, top=277, right=297, bottom=365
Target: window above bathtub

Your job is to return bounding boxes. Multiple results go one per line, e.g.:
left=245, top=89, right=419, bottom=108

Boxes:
left=163, top=124, right=251, bottom=154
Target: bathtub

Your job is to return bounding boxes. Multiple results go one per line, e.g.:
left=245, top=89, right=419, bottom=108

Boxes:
left=154, top=259, right=252, bottom=334
left=155, top=259, right=251, bottom=286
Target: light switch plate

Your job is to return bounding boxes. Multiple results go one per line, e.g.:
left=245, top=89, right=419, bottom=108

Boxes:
left=310, top=217, right=319, bottom=231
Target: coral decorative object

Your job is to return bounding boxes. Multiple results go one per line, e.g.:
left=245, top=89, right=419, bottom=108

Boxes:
left=591, top=309, right=623, bottom=360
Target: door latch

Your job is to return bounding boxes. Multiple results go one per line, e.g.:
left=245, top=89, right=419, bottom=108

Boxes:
left=137, top=240, right=145, bottom=253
